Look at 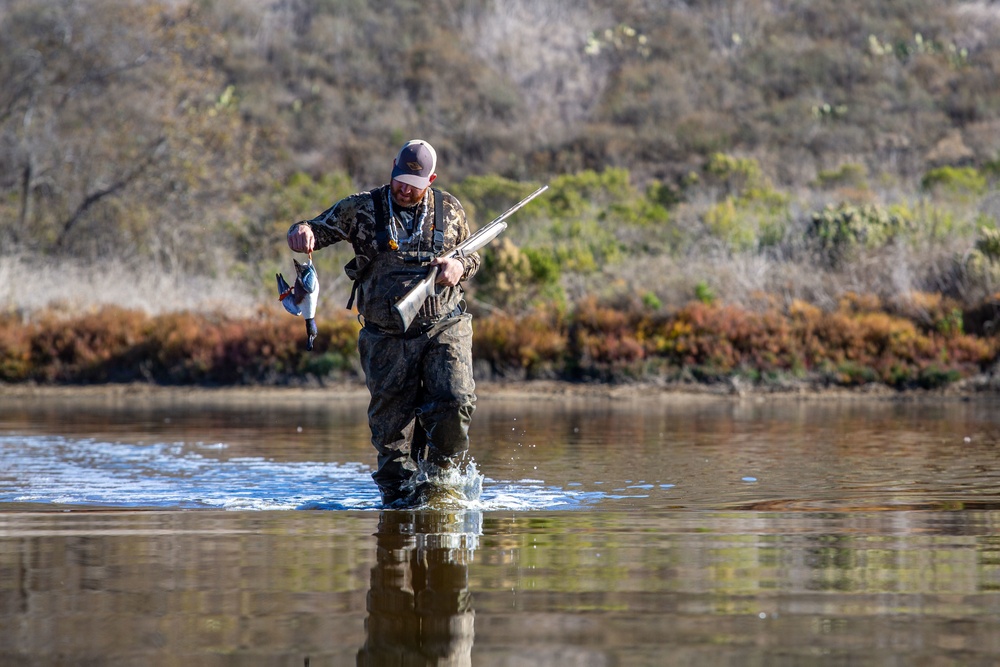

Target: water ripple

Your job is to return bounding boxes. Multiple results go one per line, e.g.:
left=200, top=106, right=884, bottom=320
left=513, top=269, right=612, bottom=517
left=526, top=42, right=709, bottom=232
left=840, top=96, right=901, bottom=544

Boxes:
left=0, top=435, right=606, bottom=511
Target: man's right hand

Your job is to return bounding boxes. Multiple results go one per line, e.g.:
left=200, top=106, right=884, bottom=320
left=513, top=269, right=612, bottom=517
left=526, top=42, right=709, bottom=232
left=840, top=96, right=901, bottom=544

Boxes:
left=287, top=223, right=315, bottom=254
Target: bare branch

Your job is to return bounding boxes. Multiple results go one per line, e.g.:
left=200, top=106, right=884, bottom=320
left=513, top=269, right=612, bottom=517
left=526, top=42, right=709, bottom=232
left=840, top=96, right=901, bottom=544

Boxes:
left=55, top=136, right=166, bottom=247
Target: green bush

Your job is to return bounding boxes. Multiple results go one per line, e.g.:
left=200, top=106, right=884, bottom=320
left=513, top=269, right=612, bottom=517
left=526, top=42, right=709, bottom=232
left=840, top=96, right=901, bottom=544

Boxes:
left=522, top=247, right=562, bottom=285
left=963, top=226, right=1000, bottom=294
left=646, top=179, right=684, bottom=209
left=920, top=167, right=987, bottom=197
left=537, top=168, right=638, bottom=220
left=695, top=281, right=716, bottom=305
left=704, top=198, right=756, bottom=250
left=975, top=225, right=1000, bottom=260
left=451, top=174, right=543, bottom=227
left=699, top=153, right=789, bottom=250
left=704, top=153, right=764, bottom=196
left=809, top=202, right=913, bottom=262
left=476, top=238, right=533, bottom=307
left=813, top=163, right=868, bottom=190
left=475, top=238, right=565, bottom=311
left=642, top=291, right=663, bottom=310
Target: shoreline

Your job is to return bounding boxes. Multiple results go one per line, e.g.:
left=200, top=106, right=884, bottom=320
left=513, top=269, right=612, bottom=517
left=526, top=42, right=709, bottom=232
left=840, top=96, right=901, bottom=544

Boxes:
left=0, top=378, right=996, bottom=404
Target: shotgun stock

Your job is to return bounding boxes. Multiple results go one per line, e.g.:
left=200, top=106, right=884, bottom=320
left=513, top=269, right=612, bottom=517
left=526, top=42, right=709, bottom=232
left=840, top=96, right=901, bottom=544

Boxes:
left=393, top=185, right=548, bottom=331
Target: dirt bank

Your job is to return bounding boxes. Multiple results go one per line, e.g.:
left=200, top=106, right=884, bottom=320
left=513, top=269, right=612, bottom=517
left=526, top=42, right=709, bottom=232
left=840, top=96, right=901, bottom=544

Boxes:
left=0, top=377, right=995, bottom=406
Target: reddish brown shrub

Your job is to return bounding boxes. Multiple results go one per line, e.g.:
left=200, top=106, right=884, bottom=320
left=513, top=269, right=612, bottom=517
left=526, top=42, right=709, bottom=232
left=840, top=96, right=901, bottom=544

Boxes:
left=567, top=297, right=646, bottom=379
left=28, top=307, right=150, bottom=382
left=0, top=313, right=33, bottom=382
left=1, top=297, right=995, bottom=389
left=474, top=307, right=567, bottom=378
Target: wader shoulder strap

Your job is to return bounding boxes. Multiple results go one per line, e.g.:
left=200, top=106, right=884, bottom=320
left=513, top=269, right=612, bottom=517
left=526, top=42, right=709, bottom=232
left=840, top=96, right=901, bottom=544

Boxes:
left=346, top=187, right=442, bottom=309
left=346, top=188, right=390, bottom=309
left=371, top=187, right=390, bottom=251
left=431, top=188, right=444, bottom=254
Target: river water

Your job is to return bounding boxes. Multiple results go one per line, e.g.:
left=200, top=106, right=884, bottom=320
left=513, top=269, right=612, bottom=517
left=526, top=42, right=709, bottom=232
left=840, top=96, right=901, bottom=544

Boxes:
left=1, top=388, right=1000, bottom=665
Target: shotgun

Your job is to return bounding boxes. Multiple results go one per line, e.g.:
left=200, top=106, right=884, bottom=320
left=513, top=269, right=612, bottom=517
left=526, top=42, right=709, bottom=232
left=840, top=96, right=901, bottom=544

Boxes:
left=393, top=184, right=548, bottom=332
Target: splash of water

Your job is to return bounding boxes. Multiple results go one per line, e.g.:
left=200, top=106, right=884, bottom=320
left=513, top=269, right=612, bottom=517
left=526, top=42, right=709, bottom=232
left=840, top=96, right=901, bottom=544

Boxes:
left=399, top=459, right=485, bottom=509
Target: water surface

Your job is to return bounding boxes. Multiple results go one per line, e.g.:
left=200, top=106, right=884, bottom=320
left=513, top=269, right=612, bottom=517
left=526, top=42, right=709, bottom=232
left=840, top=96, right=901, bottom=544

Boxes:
left=2, top=388, right=1000, bottom=665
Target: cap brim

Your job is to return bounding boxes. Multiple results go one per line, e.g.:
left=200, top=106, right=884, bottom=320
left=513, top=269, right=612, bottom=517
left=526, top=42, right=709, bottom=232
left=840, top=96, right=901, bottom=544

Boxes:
left=391, top=170, right=432, bottom=189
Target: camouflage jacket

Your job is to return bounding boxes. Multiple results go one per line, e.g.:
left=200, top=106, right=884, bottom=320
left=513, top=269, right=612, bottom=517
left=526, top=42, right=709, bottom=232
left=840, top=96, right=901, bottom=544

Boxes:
left=290, top=184, right=480, bottom=334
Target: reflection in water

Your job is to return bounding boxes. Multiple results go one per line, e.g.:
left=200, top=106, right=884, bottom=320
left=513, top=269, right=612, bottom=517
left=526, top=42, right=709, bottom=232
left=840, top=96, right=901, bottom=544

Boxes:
left=358, top=510, right=481, bottom=666
left=3, top=393, right=1000, bottom=663
left=2, top=509, right=1000, bottom=664
left=0, top=511, right=375, bottom=664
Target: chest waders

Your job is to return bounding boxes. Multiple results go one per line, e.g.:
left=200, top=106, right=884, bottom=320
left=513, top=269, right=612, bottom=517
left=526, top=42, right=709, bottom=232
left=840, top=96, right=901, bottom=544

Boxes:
left=348, top=187, right=477, bottom=505
left=344, top=188, right=445, bottom=331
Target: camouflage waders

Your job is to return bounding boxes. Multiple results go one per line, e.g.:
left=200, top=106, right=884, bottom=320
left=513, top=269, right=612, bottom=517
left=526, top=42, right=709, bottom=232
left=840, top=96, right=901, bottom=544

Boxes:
left=290, top=185, right=480, bottom=503
left=359, top=313, right=476, bottom=500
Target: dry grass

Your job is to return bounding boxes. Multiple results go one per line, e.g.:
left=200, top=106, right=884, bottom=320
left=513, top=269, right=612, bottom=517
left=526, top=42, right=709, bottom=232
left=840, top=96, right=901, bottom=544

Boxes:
left=589, top=226, right=984, bottom=316
left=0, top=255, right=262, bottom=318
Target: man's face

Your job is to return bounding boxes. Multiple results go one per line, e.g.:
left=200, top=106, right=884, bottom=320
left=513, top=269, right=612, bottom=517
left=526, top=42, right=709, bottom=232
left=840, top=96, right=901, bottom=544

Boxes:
left=390, top=177, right=433, bottom=208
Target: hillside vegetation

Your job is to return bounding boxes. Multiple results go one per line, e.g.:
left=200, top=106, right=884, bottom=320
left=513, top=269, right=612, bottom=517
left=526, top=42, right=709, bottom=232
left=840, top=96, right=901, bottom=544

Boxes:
left=2, top=0, right=1000, bottom=389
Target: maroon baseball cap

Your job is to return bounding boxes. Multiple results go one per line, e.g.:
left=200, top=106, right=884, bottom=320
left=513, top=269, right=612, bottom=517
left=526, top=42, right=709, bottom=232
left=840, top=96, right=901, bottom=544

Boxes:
left=391, top=139, right=437, bottom=189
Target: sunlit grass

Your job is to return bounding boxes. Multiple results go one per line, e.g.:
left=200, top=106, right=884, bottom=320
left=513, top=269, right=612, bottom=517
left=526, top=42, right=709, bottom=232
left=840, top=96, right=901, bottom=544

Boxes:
left=0, top=255, right=262, bottom=317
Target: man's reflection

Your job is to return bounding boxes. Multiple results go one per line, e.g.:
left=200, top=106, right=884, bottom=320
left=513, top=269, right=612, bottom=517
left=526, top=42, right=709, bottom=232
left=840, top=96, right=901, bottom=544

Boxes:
left=357, top=510, right=481, bottom=666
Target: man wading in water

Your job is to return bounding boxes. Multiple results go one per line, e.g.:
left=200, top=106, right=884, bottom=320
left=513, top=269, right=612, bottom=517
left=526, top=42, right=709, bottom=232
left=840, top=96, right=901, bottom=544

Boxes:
left=286, top=140, right=478, bottom=507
